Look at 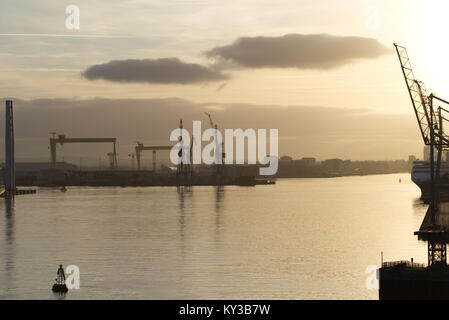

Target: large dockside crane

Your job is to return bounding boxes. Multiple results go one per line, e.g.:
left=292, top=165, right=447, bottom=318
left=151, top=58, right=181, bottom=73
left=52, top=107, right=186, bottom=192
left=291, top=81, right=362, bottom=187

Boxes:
left=50, top=134, right=118, bottom=170
left=395, top=43, right=449, bottom=266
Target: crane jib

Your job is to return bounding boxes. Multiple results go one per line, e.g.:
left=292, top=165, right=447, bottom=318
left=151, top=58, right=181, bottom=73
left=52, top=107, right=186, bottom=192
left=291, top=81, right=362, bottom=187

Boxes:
left=394, top=43, right=433, bottom=145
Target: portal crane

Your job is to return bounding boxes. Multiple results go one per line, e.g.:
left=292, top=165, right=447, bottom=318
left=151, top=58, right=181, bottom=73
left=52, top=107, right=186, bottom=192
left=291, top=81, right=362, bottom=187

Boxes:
left=134, top=142, right=172, bottom=171
left=49, top=134, right=117, bottom=170
left=395, top=44, right=449, bottom=266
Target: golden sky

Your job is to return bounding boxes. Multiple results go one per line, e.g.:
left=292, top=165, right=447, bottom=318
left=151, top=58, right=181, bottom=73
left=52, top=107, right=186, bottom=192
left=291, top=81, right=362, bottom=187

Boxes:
left=0, top=0, right=448, bottom=161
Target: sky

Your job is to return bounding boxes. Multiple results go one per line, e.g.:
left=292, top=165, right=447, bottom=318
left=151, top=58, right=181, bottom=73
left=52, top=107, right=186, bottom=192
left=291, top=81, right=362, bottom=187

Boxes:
left=1, top=0, right=449, bottom=163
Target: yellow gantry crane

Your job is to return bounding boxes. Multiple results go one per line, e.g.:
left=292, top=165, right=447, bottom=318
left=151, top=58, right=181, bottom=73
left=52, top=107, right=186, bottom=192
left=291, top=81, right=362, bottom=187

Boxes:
left=49, top=134, right=118, bottom=170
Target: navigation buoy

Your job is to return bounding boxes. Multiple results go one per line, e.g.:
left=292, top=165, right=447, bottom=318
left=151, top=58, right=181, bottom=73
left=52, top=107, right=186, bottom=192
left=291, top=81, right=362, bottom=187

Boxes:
left=52, top=264, right=68, bottom=293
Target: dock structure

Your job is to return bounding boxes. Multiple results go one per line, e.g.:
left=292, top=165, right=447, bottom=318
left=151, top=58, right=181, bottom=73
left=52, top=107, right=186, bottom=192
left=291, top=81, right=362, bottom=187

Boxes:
left=379, top=44, right=449, bottom=299
left=415, top=203, right=449, bottom=266
left=394, top=44, right=449, bottom=262
left=379, top=260, right=449, bottom=300
left=411, top=94, right=449, bottom=268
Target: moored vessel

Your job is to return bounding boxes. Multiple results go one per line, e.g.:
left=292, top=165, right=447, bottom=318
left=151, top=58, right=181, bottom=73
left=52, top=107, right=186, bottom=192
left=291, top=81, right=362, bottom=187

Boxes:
left=412, top=160, right=449, bottom=202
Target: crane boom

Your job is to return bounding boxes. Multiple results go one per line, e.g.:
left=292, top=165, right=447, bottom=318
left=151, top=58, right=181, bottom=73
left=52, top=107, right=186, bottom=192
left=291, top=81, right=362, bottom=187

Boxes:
left=394, top=43, right=449, bottom=266
left=394, top=43, right=433, bottom=145
left=204, top=112, right=214, bottom=128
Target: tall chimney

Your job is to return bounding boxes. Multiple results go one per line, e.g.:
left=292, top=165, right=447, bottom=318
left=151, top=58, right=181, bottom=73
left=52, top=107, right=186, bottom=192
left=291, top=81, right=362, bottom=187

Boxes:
left=5, top=100, right=15, bottom=192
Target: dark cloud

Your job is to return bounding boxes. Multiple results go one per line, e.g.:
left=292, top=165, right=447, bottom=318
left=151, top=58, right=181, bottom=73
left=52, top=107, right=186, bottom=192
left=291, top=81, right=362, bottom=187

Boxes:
left=205, top=33, right=390, bottom=69
left=83, top=58, right=229, bottom=84
left=82, top=34, right=389, bottom=86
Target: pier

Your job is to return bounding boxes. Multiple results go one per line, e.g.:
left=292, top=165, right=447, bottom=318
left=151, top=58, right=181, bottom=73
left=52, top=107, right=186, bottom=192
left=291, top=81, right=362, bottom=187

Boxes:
left=379, top=260, right=449, bottom=300
left=0, top=189, right=36, bottom=198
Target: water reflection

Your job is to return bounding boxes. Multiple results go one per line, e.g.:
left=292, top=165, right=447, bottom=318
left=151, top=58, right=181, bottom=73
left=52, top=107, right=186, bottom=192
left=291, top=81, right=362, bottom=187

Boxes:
left=215, top=186, right=224, bottom=214
left=0, top=175, right=424, bottom=299
left=412, top=197, right=428, bottom=216
left=5, top=197, right=15, bottom=244
left=52, top=291, right=67, bottom=300
left=214, top=186, right=225, bottom=244
left=177, top=186, right=192, bottom=214
left=177, top=186, right=192, bottom=253
left=3, top=197, right=15, bottom=295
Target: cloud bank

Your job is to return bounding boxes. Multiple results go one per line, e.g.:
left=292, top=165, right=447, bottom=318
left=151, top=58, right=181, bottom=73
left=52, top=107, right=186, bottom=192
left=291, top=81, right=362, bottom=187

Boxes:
left=206, top=33, right=390, bottom=69
left=82, top=33, right=389, bottom=85
left=83, top=58, right=228, bottom=84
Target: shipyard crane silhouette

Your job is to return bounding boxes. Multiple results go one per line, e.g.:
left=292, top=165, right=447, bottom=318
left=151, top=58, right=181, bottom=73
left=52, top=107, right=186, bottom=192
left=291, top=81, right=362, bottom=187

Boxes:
left=204, top=112, right=225, bottom=169
left=395, top=43, right=449, bottom=266
left=49, top=134, right=118, bottom=170
left=205, top=112, right=214, bottom=128
left=134, top=142, right=172, bottom=171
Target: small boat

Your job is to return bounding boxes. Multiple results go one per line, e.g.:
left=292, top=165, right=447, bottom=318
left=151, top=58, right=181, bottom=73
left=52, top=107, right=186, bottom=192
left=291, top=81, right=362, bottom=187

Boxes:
left=60, top=186, right=67, bottom=192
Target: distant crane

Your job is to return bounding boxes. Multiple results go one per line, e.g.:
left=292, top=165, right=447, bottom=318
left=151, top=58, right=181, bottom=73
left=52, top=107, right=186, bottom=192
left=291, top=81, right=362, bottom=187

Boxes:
left=134, top=142, right=172, bottom=171
left=49, top=134, right=118, bottom=170
left=205, top=112, right=214, bottom=128
left=177, top=119, right=189, bottom=176
left=204, top=112, right=225, bottom=170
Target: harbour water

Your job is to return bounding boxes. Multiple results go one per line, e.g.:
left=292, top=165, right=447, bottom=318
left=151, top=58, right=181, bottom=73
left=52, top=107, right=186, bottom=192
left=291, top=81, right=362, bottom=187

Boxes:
left=0, top=174, right=428, bottom=299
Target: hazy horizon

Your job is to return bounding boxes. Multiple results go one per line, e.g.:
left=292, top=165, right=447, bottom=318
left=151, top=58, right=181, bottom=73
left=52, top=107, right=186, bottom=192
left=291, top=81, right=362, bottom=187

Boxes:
left=0, top=97, right=421, bottom=165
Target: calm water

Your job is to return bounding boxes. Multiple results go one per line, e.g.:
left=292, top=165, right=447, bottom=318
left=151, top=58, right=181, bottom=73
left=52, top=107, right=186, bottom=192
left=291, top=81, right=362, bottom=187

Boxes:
left=0, top=174, right=428, bottom=300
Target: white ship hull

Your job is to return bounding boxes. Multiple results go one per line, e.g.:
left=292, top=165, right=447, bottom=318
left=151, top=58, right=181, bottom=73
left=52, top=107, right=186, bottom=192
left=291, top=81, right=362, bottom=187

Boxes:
left=411, top=161, right=449, bottom=201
